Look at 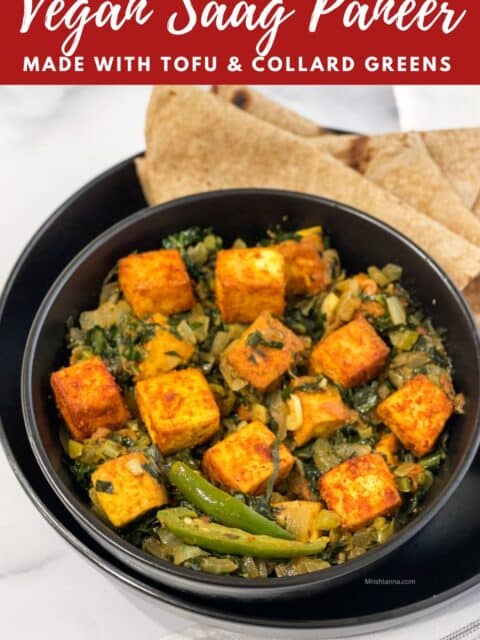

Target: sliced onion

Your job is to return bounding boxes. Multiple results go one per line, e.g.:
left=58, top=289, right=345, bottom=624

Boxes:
left=386, top=296, right=406, bottom=326
left=126, top=458, right=145, bottom=476
left=286, top=394, right=303, bottom=431
left=177, top=320, right=197, bottom=345
left=219, top=353, right=248, bottom=391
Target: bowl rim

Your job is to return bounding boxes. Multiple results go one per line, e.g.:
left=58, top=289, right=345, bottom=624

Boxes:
left=21, top=187, right=480, bottom=593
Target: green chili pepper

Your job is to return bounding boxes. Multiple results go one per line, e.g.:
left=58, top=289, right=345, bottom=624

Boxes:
left=158, top=508, right=329, bottom=558
left=169, top=462, right=293, bottom=540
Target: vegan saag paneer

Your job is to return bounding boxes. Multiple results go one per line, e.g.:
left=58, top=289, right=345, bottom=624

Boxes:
left=50, top=225, right=463, bottom=578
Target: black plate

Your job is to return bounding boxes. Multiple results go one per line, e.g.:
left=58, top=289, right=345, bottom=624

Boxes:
left=22, top=189, right=480, bottom=602
left=2, top=155, right=480, bottom=633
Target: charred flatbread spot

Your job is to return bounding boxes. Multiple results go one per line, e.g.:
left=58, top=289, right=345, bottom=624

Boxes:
left=350, top=136, right=371, bottom=172
left=232, top=89, right=250, bottom=109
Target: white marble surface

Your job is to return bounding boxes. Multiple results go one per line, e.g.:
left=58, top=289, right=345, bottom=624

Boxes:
left=394, top=86, right=480, bottom=130
left=1, top=85, right=479, bottom=639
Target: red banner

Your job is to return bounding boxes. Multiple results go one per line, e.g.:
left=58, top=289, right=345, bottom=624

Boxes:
left=0, top=1, right=477, bottom=84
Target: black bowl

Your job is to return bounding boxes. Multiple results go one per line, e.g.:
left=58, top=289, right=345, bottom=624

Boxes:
left=21, top=189, right=480, bottom=603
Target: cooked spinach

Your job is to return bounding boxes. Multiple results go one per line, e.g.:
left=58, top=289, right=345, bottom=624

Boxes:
left=69, top=460, right=96, bottom=492
left=342, top=382, right=379, bottom=416
left=162, top=226, right=214, bottom=252
left=95, top=480, right=114, bottom=494
left=69, top=316, right=156, bottom=383
left=246, top=330, right=284, bottom=351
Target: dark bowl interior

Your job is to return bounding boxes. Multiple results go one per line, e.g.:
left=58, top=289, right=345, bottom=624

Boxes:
left=22, top=189, right=480, bottom=603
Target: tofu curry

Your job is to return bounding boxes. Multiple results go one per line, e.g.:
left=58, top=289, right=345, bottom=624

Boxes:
left=51, top=226, right=464, bottom=577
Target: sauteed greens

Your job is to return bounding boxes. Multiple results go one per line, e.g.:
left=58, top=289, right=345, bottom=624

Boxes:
left=51, top=225, right=463, bottom=578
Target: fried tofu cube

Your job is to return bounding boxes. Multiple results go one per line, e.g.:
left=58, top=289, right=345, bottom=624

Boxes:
left=138, top=330, right=193, bottom=379
left=203, top=421, right=295, bottom=495
left=291, top=379, right=353, bottom=446
left=137, top=315, right=194, bottom=379
left=297, top=226, right=324, bottom=251
left=91, top=452, right=168, bottom=528
left=276, top=238, right=326, bottom=296
left=222, top=311, right=304, bottom=391
left=375, top=432, right=400, bottom=465
left=135, top=368, right=220, bottom=454
left=51, top=357, right=130, bottom=441
left=215, top=247, right=285, bottom=323
left=376, top=375, right=453, bottom=457
left=310, top=316, right=390, bottom=388
left=274, top=500, right=322, bottom=542
left=318, top=453, right=401, bottom=530
left=118, top=249, right=194, bottom=317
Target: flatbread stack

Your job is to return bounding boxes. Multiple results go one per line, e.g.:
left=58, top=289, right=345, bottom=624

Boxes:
left=137, top=85, right=480, bottom=322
